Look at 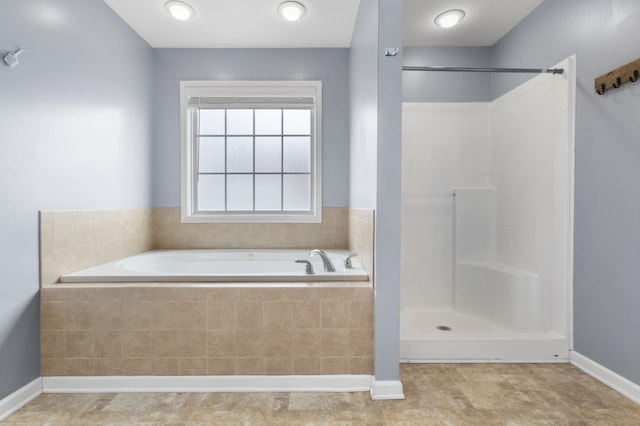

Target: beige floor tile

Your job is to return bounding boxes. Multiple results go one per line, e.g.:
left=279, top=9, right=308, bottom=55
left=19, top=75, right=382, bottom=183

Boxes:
left=5, top=364, right=640, bottom=424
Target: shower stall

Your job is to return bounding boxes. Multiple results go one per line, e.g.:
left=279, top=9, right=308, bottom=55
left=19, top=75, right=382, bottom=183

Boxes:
left=400, top=57, right=575, bottom=362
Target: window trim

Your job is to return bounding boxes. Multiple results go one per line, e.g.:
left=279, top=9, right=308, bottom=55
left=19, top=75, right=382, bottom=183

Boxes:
left=180, top=80, right=322, bottom=223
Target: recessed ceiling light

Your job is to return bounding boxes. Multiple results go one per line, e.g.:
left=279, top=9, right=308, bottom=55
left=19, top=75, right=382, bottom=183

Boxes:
left=164, top=0, right=196, bottom=21
left=278, top=1, right=306, bottom=22
left=434, top=9, right=465, bottom=28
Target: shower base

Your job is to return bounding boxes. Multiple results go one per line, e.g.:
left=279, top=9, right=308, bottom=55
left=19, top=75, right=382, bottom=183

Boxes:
left=400, top=308, right=568, bottom=363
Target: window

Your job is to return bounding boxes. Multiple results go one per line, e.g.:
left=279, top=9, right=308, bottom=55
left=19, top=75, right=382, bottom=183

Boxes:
left=180, top=81, right=322, bottom=223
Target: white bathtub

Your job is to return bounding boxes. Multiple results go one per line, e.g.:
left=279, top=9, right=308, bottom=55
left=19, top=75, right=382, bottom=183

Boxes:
left=59, top=249, right=368, bottom=283
left=455, top=261, right=545, bottom=332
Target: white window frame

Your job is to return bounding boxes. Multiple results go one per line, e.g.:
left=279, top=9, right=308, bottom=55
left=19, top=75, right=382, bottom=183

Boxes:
left=180, top=80, right=322, bottom=223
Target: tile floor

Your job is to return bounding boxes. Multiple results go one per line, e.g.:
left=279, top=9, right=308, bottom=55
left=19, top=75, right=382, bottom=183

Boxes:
left=4, top=363, right=640, bottom=425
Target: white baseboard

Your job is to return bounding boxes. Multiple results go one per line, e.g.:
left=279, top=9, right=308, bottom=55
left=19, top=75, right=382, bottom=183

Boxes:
left=0, top=377, right=43, bottom=422
left=570, top=351, right=640, bottom=404
left=370, top=379, right=404, bottom=400
left=43, top=374, right=372, bottom=394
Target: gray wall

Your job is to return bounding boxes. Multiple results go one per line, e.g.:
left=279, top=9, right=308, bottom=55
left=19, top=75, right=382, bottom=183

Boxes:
left=403, top=47, right=492, bottom=102
left=152, top=48, right=350, bottom=208
left=492, top=0, right=640, bottom=386
left=0, top=0, right=154, bottom=398
left=350, top=0, right=403, bottom=383
left=349, top=1, right=379, bottom=210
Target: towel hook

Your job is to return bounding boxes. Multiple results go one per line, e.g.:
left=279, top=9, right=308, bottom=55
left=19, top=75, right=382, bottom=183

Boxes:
left=612, top=77, right=622, bottom=88
left=3, top=48, right=26, bottom=68
left=596, top=83, right=606, bottom=95
left=630, top=70, right=639, bottom=83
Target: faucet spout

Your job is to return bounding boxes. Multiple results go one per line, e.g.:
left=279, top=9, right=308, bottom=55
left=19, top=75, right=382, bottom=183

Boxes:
left=309, top=249, right=336, bottom=272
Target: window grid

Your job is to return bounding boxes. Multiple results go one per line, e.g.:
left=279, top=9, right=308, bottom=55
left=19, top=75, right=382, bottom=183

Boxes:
left=194, top=108, right=312, bottom=214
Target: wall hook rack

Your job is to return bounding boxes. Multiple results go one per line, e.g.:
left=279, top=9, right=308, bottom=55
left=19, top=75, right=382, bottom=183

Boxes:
left=594, top=57, right=640, bottom=95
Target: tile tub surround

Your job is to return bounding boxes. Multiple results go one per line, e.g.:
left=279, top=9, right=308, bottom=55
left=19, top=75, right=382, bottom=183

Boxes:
left=153, top=208, right=349, bottom=250
left=40, top=207, right=356, bottom=286
left=348, top=208, right=374, bottom=276
left=40, top=285, right=373, bottom=376
left=40, top=210, right=154, bottom=286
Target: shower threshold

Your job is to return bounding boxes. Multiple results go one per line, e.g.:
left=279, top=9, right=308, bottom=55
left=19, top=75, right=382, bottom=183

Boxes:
left=400, top=308, right=568, bottom=363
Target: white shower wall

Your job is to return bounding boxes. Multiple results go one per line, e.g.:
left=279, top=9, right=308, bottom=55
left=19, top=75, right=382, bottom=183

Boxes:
left=402, top=58, right=571, bottom=336
left=490, top=66, right=571, bottom=336
left=401, top=103, right=490, bottom=310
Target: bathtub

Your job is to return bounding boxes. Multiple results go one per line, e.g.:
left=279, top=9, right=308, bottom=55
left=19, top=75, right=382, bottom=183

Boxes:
left=59, top=249, right=368, bottom=283
left=455, top=261, right=544, bottom=332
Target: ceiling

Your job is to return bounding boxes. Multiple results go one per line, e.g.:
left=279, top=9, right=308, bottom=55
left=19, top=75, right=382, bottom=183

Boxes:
left=404, top=0, right=545, bottom=46
left=103, top=0, right=545, bottom=49
left=102, top=0, right=361, bottom=48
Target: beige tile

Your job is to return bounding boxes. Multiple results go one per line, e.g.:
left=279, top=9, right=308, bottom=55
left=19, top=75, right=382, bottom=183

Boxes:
left=151, top=358, right=179, bottom=375
left=41, top=358, right=66, bottom=376
left=236, top=329, right=264, bottom=357
left=207, top=299, right=236, bottom=329
left=265, top=357, right=292, bottom=375
left=236, top=301, right=263, bottom=329
left=320, top=357, right=349, bottom=374
left=291, top=301, right=320, bottom=329
left=349, top=329, right=373, bottom=357
left=349, top=301, right=373, bottom=329
left=121, top=358, right=151, bottom=375
left=292, top=329, right=322, bottom=358
left=93, top=302, right=123, bottom=330
left=151, top=330, right=180, bottom=358
left=94, top=358, right=123, bottom=375
left=150, top=301, right=179, bottom=329
left=350, top=357, right=373, bottom=374
left=65, top=358, right=94, bottom=376
left=122, top=301, right=153, bottom=329
left=122, top=330, right=151, bottom=358
left=178, top=300, right=207, bottom=329
left=320, top=329, right=350, bottom=357
left=207, top=357, right=236, bottom=375
left=179, top=358, right=208, bottom=375
left=236, top=357, right=265, bottom=375
left=41, top=302, right=65, bottom=330
left=54, top=222, right=76, bottom=251
left=95, top=330, right=122, bottom=358
left=292, top=357, right=321, bottom=375
left=262, top=330, right=292, bottom=357
left=179, top=330, right=208, bottom=358
left=42, top=330, right=66, bottom=358
left=320, top=301, right=349, bottom=328
left=207, top=329, right=236, bottom=357
left=263, top=301, right=292, bottom=329
left=65, top=331, right=95, bottom=358
left=65, top=302, right=94, bottom=329
left=11, top=363, right=640, bottom=423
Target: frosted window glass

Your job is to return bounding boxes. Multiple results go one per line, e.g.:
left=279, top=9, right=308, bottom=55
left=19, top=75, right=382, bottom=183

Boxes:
left=227, top=109, right=253, bottom=135
left=255, top=175, right=282, bottom=211
left=227, top=137, right=253, bottom=173
left=283, top=175, right=310, bottom=211
left=283, top=137, right=310, bottom=173
left=198, top=137, right=225, bottom=173
left=199, top=109, right=225, bottom=135
left=283, top=109, right=311, bottom=135
left=255, top=109, right=282, bottom=135
left=255, top=137, right=282, bottom=173
left=227, top=175, right=254, bottom=211
left=198, top=175, right=225, bottom=211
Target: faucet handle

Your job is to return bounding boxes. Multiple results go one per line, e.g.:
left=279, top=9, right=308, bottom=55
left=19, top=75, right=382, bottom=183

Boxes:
left=344, top=253, right=358, bottom=268
left=295, top=259, right=314, bottom=275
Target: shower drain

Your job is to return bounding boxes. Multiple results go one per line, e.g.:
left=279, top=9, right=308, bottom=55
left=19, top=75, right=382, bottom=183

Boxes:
left=436, top=325, right=452, bottom=331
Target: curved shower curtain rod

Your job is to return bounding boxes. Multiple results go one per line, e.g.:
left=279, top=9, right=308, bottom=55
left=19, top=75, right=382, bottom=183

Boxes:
left=403, top=66, right=564, bottom=75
